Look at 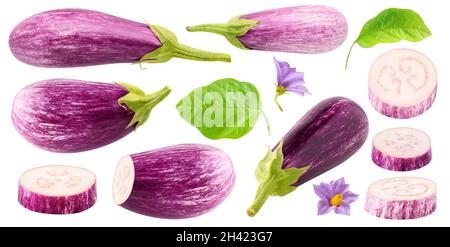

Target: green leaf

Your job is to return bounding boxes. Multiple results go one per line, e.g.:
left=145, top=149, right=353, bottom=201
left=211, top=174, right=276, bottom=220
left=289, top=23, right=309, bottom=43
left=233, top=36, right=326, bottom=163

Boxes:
left=186, top=16, right=259, bottom=50
left=356, top=8, right=431, bottom=47
left=247, top=140, right=311, bottom=217
left=117, top=83, right=171, bottom=129
left=176, top=78, right=268, bottom=139
left=345, top=8, right=432, bottom=69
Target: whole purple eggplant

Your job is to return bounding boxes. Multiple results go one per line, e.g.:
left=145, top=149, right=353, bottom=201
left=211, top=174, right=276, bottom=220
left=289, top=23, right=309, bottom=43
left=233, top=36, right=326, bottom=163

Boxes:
left=12, top=79, right=171, bottom=152
left=113, top=144, right=235, bottom=219
left=248, top=97, right=369, bottom=216
left=187, top=5, right=348, bottom=53
left=9, top=9, right=230, bottom=68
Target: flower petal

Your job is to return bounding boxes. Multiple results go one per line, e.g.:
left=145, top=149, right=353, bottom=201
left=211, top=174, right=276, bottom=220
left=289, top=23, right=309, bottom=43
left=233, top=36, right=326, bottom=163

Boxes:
left=313, top=182, right=334, bottom=200
left=317, top=200, right=334, bottom=215
left=313, top=184, right=328, bottom=200
left=335, top=204, right=351, bottom=216
left=273, top=57, right=292, bottom=85
left=273, top=57, right=283, bottom=85
left=342, top=191, right=359, bottom=204
left=285, top=85, right=310, bottom=96
left=330, top=177, right=349, bottom=194
left=282, top=70, right=305, bottom=87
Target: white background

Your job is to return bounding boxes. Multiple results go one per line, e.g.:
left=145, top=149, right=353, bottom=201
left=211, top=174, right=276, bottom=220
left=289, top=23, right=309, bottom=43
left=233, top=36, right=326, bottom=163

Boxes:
left=0, top=0, right=448, bottom=226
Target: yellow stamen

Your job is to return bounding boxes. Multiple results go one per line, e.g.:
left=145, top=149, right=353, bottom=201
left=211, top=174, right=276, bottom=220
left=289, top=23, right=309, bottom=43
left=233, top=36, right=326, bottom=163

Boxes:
left=330, top=194, right=344, bottom=207
left=276, top=85, right=287, bottom=96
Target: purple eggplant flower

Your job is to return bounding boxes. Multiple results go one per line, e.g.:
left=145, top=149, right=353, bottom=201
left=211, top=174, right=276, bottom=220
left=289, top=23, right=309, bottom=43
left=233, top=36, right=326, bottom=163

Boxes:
left=273, top=57, right=310, bottom=111
left=313, top=177, right=358, bottom=216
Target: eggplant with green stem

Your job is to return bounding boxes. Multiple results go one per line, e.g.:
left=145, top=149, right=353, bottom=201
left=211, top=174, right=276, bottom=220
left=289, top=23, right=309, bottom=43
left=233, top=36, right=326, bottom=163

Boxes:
left=248, top=97, right=369, bottom=216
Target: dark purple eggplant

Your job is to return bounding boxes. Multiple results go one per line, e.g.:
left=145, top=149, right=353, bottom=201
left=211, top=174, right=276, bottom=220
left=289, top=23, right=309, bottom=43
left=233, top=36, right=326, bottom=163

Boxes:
left=248, top=97, right=369, bottom=216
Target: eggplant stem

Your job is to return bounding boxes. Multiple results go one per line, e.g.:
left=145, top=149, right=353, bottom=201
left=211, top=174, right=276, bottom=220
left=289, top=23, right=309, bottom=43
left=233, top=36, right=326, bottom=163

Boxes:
left=173, top=43, right=231, bottom=62
left=274, top=95, right=284, bottom=112
left=186, top=23, right=231, bottom=35
left=117, top=83, right=171, bottom=129
left=247, top=178, right=274, bottom=217
left=138, top=25, right=231, bottom=64
left=186, top=17, right=259, bottom=50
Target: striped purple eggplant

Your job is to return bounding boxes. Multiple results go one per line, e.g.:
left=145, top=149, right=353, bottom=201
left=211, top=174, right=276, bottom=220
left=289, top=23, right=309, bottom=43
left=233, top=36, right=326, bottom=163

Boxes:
left=12, top=79, right=171, bottom=153
left=9, top=9, right=230, bottom=68
left=113, top=144, right=235, bottom=219
left=187, top=5, right=348, bottom=53
left=19, top=165, right=97, bottom=214
left=248, top=97, right=369, bottom=216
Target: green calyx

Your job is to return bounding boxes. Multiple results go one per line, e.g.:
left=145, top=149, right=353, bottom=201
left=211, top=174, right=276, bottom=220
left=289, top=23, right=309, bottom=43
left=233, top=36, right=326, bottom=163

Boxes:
left=138, top=25, right=231, bottom=64
left=186, top=16, right=259, bottom=50
left=247, top=140, right=310, bottom=217
left=117, top=82, right=171, bottom=129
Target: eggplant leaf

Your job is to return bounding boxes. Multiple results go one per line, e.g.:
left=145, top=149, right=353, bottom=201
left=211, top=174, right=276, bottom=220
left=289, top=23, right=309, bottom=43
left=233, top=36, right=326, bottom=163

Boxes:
left=346, top=8, right=431, bottom=69
left=176, top=78, right=268, bottom=139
